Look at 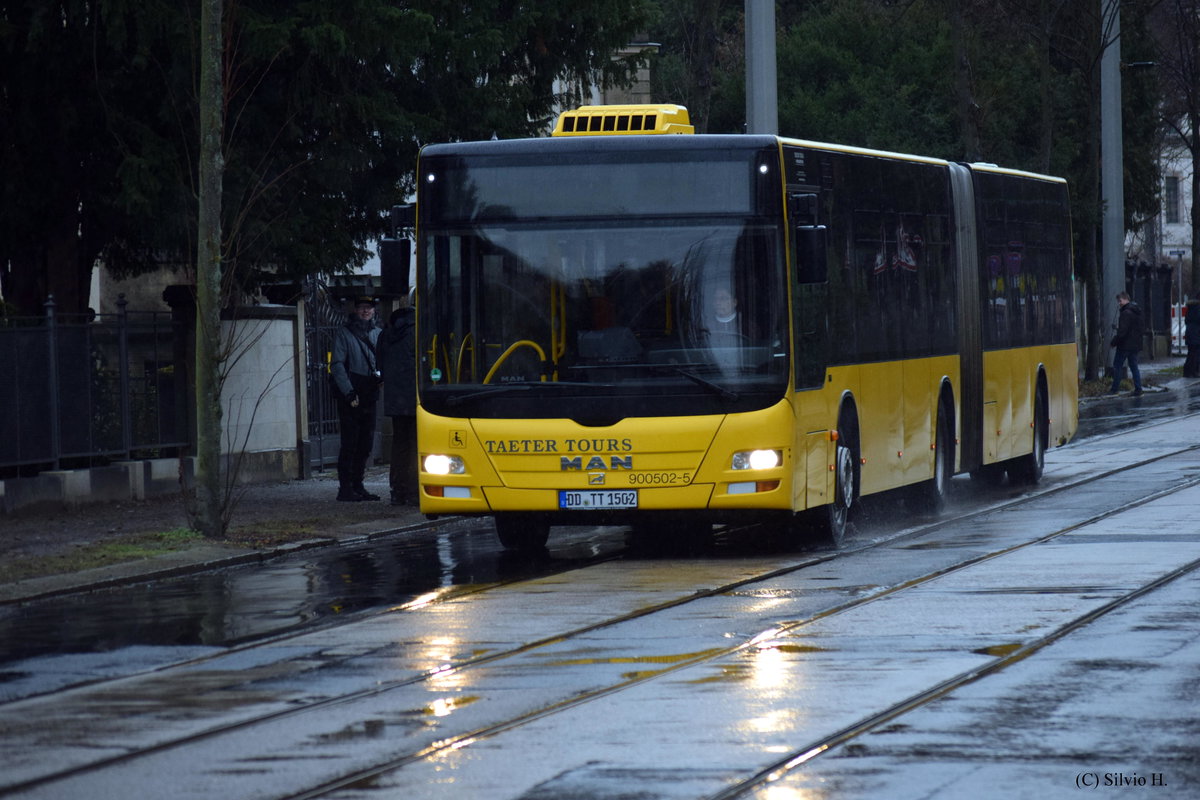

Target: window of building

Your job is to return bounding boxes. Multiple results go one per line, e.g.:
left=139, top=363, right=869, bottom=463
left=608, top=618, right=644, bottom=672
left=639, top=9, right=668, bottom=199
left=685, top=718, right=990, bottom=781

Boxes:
left=1165, top=176, right=1180, bottom=224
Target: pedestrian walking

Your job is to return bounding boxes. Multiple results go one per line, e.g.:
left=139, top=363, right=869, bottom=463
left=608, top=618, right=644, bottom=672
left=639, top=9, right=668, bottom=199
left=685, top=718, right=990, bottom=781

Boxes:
left=1108, top=291, right=1145, bottom=396
left=1184, top=298, right=1200, bottom=379
left=378, top=291, right=418, bottom=505
left=330, top=295, right=383, bottom=501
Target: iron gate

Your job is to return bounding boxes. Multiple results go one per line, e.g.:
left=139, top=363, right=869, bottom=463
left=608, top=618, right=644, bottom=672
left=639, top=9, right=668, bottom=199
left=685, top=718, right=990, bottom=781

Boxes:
left=304, top=278, right=345, bottom=470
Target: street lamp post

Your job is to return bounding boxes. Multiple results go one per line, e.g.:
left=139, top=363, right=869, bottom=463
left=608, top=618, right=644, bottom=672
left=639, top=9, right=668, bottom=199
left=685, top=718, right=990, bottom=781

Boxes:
left=745, top=0, right=777, bottom=135
left=1100, top=0, right=1124, bottom=350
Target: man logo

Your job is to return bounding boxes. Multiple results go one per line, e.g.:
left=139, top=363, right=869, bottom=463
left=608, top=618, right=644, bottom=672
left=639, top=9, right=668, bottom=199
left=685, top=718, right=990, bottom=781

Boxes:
left=588, top=473, right=606, bottom=485
left=561, top=455, right=634, bottom=471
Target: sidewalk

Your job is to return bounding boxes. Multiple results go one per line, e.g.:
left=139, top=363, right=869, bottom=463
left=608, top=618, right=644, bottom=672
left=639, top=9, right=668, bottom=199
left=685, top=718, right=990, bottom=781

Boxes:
left=0, top=466, right=438, bottom=605
left=1080, top=352, right=1187, bottom=399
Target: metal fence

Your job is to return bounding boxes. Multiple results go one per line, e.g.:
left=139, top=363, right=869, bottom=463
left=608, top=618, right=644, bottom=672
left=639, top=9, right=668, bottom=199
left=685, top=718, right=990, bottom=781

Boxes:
left=305, top=322, right=343, bottom=469
left=0, top=296, right=189, bottom=473
left=299, top=274, right=346, bottom=470
left=1126, top=260, right=1175, bottom=358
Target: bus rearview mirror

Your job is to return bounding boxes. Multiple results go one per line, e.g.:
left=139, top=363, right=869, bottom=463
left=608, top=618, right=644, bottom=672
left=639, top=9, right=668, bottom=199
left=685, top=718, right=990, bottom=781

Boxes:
left=380, top=238, right=411, bottom=295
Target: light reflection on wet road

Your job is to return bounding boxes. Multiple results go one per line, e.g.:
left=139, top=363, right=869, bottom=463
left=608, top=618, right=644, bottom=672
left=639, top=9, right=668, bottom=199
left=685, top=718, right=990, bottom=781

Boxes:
left=1, top=380, right=1197, bottom=669
left=0, top=518, right=628, bottom=666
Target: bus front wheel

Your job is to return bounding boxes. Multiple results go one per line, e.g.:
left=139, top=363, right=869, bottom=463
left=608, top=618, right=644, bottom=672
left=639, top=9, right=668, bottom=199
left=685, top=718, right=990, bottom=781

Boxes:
left=493, top=514, right=550, bottom=551
left=801, top=413, right=858, bottom=549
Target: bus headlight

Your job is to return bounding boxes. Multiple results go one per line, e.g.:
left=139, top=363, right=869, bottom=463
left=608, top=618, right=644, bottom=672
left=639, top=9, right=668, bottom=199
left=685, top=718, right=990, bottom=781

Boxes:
left=423, top=454, right=465, bottom=475
left=732, top=449, right=781, bottom=471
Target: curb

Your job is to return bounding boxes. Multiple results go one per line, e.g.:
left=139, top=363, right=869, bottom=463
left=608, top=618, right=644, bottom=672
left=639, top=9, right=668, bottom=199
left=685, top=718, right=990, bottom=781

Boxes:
left=0, top=516, right=450, bottom=607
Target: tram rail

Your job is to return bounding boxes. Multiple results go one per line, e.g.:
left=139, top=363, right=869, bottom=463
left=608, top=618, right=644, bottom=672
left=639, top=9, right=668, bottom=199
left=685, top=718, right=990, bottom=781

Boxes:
left=3, top=413, right=1198, bottom=799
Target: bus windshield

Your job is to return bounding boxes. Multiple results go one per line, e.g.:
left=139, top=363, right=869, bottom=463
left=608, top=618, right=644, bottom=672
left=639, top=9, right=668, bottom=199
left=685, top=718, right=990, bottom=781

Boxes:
left=418, top=218, right=789, bottom=421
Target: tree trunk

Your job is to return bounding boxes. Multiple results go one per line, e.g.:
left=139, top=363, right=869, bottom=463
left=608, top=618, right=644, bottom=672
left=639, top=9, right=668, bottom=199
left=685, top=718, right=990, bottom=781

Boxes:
left=1192, top=109, right=1199, bottom=296
left=1191, top=10, right=1200, bottom=298
left=688, top=0, right=720, bottom=134
left=194, top=0, right=226, bottom=538
left=951, top=1, right=981, bottom=162
left=45, top=207, right=87, bottom=315
left=1036, top=0, right=1054, bottom=174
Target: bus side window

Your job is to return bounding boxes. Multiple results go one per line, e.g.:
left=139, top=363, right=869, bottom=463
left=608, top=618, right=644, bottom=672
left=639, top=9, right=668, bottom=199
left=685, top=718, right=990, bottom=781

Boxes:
left=794, top=225, right=828, bottom=283
left=793, top=282, right=829, bottom=390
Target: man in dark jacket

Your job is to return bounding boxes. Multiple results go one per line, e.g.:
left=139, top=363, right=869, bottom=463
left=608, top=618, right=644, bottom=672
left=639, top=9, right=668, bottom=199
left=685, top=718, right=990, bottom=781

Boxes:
left=1109, top=291, right=1144, bottom=396
left=378, top=293, right=418, bottom=505
left=1184, top=298, right=1200, bottom=379
left=330, top=296, right=382, bottom=501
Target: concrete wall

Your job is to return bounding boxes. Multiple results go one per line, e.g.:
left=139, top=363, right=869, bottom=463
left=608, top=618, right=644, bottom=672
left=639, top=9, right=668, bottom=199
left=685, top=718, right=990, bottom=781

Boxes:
left=0, top=458, right=195, bottom=515
left=221, top=310, right=300, bottom=455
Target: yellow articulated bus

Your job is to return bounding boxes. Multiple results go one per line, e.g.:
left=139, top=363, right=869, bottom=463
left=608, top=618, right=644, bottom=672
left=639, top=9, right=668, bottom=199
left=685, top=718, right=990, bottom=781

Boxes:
left=411, top=104, right=1077, bottom=550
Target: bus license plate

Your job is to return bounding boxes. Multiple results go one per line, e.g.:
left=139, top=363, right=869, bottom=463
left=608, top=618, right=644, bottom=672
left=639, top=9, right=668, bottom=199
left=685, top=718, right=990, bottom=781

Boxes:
left=558, top=490, right=638, bottom=510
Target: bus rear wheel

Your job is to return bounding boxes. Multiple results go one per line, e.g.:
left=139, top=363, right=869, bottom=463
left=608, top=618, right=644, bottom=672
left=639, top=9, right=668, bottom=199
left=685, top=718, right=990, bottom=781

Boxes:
left=907, top=398, right=953, bottom=512
left=1008, top=383, right=1048, bottom=486
left=493, top=514, right=550, bottom=551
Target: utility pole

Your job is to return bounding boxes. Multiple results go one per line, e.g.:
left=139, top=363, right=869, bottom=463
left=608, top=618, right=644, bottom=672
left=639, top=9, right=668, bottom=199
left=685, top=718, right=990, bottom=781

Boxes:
left=195, top=0, right=225, bottom=537
left=1100, top=0, right=1123, bottom=345
left=745, top=0, right=777, bottom=135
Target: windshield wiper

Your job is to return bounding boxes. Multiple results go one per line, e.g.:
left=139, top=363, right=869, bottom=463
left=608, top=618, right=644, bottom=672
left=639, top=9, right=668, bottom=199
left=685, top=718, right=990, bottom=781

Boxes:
left=673, top=368, right=740, bottom=401
left=444, top=384, right=535, bottom=407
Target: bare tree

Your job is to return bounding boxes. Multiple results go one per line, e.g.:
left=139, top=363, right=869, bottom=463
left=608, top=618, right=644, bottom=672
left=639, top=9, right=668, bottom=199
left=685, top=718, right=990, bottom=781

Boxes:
left=649, top=0, right=728, bottom=133
left=948, top=0, right=983, bottom=163
left=1152, top=0, right=1200, bottom=294
left=1010, top=0, right=1109, bottom=380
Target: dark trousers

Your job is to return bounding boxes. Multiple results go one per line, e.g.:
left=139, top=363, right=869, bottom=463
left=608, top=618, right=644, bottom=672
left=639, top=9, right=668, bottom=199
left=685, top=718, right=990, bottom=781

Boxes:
left=1185, top=345, right=1200, bottom=378
left=337, top=399, right=377, bottom=488
left=389, top=414, right=418, bottom=501
left=1110, top=348, right=1143, bottom=393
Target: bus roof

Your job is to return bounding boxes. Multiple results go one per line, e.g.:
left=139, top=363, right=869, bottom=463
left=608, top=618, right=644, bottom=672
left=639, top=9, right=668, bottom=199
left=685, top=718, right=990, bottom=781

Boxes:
left=419, top=134, right=778, bottom=158
left=419, top=134, right=1065, bottom=185
left=964, top=161, right=1067, bottom=184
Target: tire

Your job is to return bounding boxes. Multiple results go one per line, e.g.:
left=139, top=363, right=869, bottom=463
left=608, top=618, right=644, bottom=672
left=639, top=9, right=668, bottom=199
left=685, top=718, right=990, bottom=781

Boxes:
left=1008, top=382, right=1048, bottom=486
left=907, top=398, right=953, bottom=513
left=803, top=409, right=858, bottom=549
left=493, top=514, right=550, bottom=551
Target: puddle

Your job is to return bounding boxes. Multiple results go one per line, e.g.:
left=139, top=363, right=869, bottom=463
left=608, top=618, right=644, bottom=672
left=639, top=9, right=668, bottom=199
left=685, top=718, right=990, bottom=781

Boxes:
left=0, top=522, right=624, bottom=667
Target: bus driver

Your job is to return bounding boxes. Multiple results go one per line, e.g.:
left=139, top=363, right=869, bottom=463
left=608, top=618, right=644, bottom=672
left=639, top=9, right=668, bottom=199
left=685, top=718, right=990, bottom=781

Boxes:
left=700, top=287, right=739, bottom=340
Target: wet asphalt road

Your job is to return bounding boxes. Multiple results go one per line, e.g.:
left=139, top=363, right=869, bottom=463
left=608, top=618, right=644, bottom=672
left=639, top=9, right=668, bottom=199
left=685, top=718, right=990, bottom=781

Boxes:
left=1, top=379, right=1197, bottom=672
left=4, top=407, right=1199, bottom=800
